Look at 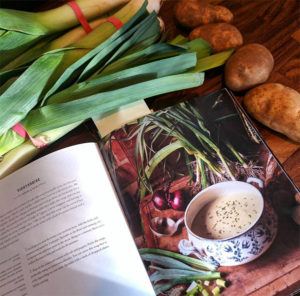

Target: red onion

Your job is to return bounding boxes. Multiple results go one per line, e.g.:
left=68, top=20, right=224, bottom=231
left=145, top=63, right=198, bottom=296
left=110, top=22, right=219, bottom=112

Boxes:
left=152, top=190, right=169, bottom=210
left=168, top=190, right=186, bottom=211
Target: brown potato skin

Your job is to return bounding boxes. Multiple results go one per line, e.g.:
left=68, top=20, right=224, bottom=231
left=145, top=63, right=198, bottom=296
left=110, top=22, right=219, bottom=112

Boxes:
left=225, top=44, right=274, bottom=91
left=174, top=0, right=233, bottom=28
left=189, top=23, right=243, bottom=52
left=244, top=83, right=300, bottom=142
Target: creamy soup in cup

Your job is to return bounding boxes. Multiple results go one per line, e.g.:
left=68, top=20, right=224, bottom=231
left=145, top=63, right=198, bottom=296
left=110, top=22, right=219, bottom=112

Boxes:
left=183, top=181, right=272, bottom=266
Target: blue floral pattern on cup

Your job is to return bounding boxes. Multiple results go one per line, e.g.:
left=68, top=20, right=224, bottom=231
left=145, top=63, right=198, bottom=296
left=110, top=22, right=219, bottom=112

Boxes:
left=201, top=201, right=277, bottom=266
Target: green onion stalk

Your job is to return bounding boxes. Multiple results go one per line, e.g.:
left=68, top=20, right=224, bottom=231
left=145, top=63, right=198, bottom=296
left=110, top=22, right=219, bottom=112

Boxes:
left=139, top=248, right=221, bottom=294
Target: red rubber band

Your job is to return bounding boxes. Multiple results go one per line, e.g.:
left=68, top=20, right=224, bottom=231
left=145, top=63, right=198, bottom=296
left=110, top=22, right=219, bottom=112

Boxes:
left=68, top=1, right=92, bottom=34
left=12, top=123, right=47, bottom=148
left=106, top=16, right=123, bottom=30
left=12, top=123, right=27, bottom=138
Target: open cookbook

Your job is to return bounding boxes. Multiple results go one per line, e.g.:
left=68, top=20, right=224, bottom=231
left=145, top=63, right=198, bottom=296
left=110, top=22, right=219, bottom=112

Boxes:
left=0, top=89, right=299, bottom=296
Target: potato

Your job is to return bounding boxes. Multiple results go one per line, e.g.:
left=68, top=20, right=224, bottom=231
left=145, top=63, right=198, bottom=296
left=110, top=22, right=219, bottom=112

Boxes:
left=244, top=83, right=300, bottom=142
left=225, top=44, right=274, bottom=91
left=189, top=23, right=243, bottom=52
left=174, top=0, right=233, bottom=28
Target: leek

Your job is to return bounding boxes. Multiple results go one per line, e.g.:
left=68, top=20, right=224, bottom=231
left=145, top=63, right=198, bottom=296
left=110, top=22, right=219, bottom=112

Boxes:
left=77, top=12, right=160, bottom=81
left=0, top=0, right=148, bottom=134
left=139, top=248, right=217, bottom=271
left=42, top=0, right=149, bottom=101
left=46, top=52, right=197, bottom=104
left=0, top=0, right=130, bottom=67
left=0, top=0, right=234, bottom=176
left=185, top=38, right=212, bottom=59
left=133, top=101, right=247, bottom=198
left=1, top=17, right=108, bottom=75
left=25, top=73, right=203, bottom=135
left=140, top=249, right=221, bottom=294
left=194, top=49, right=234, bottom=72
left=0, top=73, right=203, bottom=156
left=216, top=279, right=228, bottom=288
left=100, top=43, right=186, bottom=75
left=0, top=53, right=64, bottom=135
left=0, top=122, right=80, bottom=179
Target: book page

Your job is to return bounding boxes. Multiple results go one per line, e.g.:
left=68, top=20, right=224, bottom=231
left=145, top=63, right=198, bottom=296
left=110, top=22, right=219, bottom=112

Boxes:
left=0, top=143, right=154, bottom=296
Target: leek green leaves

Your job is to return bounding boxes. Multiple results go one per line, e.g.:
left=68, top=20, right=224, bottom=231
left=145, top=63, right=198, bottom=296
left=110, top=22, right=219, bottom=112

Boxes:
left=0, top=0, right=234, bottom=171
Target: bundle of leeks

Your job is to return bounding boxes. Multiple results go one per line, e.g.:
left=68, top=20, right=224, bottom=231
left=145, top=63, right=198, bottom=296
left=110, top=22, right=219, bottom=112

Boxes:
left=0, top=0, right=130, bottom=69
left=0, top=0, right=161, bottom=89
left=0, top=0, right=233, bottom=178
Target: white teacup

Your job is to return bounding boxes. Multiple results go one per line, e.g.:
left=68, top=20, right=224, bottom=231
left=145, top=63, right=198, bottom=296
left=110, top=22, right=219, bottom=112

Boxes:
left=184, top=180, right=278, bottom=266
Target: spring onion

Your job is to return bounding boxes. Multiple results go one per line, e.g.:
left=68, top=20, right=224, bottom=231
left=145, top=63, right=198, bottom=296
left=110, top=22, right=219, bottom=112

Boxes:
left=139, top=248, right=217, bottom=271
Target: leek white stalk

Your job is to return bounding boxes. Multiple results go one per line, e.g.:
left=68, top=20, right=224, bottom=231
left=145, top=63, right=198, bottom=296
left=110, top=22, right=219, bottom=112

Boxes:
left=0, top=143, right=39, bottom=180
left=48, top=18, right=108, bottom=50
left=34, top=0, right=130, bottom=32
left=0, top=122, right=81, bottom=179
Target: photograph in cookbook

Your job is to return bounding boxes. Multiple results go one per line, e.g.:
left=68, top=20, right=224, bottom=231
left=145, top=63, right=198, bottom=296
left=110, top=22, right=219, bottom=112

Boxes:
left=101, top=89, right=299, bottom=295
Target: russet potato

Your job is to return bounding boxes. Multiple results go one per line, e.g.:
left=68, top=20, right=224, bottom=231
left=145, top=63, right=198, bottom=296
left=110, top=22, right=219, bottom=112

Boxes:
left=225, top=44, right=274, bottom=91
left=189, top=23, right=243, bottom=53
left=174, top=0, right=233, bottom=28
left=244, top=83, right=300, bottom=142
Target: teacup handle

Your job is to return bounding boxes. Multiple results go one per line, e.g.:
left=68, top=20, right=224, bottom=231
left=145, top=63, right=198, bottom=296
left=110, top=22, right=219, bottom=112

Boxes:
left=246, top=177, right=264, bottom=190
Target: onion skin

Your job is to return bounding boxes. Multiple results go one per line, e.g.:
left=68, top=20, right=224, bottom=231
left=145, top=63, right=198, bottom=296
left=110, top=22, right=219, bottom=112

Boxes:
left=152, top=190, right=169, bottom=210
left=168, top=190, right=186, bottom=211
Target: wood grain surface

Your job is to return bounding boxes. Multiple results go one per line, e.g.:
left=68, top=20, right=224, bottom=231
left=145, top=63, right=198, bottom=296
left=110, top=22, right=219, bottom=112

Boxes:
left=149, top=0, right=300, bottom=191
